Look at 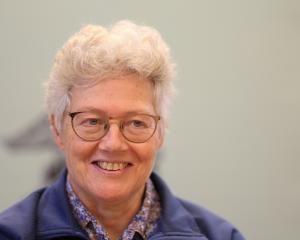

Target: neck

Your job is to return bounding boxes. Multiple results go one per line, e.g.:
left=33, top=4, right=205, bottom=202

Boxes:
left=72, top=183, right=145, bottom=240
left=94, top=196, right=143, bottom=240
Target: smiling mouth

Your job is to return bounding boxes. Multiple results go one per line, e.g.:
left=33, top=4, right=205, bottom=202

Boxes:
left=93, top=161, right=130, bottom=171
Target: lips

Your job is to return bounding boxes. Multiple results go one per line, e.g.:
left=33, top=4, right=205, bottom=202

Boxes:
left=93, top=161, right=131, bottom=171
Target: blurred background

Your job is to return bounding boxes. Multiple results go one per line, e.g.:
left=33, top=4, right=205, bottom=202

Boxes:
left=1, top=1, right=300, bottom=239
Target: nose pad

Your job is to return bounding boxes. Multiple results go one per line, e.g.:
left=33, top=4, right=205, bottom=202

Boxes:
left=104, top=122, right=110, bottom=131
left=98, top=122, right=127, bottom=151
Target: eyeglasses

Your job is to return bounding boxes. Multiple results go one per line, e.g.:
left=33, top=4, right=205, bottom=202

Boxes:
left=68, top=111, right=161, bottom=143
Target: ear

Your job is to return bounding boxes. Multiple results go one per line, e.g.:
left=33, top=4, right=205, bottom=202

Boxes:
left=50, top=114, right=65, bottom=150
left=156, top=121, right=165, bottom=149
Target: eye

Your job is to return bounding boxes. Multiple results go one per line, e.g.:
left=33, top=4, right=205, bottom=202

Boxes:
left=127, top=119, right=148, bottom=129
left=81, top=118, right=105, bottom=127
left=87, top=118, right=99, bottom=126
left=72, top=112, right=108, bottom=131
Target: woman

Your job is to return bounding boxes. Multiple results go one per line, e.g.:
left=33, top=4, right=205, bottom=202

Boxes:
left=0, top=20, right=245, bottom=240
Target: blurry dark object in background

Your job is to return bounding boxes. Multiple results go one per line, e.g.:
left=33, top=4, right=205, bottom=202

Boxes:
left=3, top=113, right=65, bottom=184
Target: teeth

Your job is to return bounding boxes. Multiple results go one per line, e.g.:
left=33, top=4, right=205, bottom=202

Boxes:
left=112, top=163, right=119, bottom=170
left=98, top=161, right=128, bottom=171
left=107, top=163, right=113, bottom=170
left=102, top=162, right=108, bottom=169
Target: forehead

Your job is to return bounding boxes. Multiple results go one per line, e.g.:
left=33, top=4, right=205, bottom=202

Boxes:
left=69, top=74, right=155, bottom=115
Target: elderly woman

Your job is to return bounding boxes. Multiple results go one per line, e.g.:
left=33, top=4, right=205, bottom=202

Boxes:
left=0, top=21, right=245, bottom=240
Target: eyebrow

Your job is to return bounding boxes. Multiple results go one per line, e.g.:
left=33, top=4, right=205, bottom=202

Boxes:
left=71, top=107, right=154, bottom=116
left=72, top=107, right=105, bottom=114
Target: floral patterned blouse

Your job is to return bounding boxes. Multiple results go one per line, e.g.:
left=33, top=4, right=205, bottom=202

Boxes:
left=66, top=178, right=161, bottom=240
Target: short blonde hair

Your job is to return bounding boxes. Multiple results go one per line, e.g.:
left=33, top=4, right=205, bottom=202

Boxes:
left=45, top=20, right=176, bottom=130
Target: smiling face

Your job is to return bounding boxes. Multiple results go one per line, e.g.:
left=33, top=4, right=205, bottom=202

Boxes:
left=51, top=74, right=163, bottom=212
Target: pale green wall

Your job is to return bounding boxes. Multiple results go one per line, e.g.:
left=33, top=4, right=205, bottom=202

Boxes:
left=1, top=1, right=300, bottom=239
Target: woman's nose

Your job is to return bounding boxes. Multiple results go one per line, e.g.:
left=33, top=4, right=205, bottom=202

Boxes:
left=98, top=123, right=128, bottom=152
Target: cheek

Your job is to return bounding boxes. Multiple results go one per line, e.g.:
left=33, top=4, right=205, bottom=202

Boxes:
left=68, top=141, right=95, bottom=160
left=62, top=129, right=96, bottom=163
left=135, top=139, right=161, bottom=165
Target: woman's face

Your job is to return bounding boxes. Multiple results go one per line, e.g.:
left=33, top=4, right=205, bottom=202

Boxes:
left=52, top=74, right=163, bottom=210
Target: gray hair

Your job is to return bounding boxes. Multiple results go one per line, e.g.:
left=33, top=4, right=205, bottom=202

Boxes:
left=45, top=20, right=176, bottom=130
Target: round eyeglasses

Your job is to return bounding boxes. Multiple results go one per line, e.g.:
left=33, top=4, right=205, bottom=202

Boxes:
left=68, top=111, right=161, bottom=143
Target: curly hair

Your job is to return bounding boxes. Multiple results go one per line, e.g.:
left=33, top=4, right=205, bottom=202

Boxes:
left=45, top=20, right=176, bottom=130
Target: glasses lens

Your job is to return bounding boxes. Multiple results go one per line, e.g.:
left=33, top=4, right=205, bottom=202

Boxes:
left=72, top=112, right=108, bottom=141
left=122, top=114, right=157, bottom=143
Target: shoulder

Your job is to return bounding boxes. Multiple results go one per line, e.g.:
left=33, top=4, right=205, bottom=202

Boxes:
left=178, top=198, right=245, bottom=240
left=150, top=172, right=245, bottom=240
left=0, top=188, right=46, bottom=240
left=0, top=170, right=84, bottom=240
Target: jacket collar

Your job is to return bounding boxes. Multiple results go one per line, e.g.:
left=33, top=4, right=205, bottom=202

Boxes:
left=36, top=169, right=204, bottom=239
left=36, top=169, right=88, bottom=239
left=150, top=172, right=205, bottom=238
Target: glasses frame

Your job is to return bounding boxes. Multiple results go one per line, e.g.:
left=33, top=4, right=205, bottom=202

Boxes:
left=68, top=111, right=161, bottom=143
